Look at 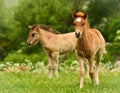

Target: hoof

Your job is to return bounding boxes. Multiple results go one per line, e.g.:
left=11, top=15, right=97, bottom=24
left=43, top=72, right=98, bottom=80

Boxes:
left=95, top=79, right=99, bottom=85
left=48, top=75, right=52, bottom=79
left=80, top=85, right=83, bottom=89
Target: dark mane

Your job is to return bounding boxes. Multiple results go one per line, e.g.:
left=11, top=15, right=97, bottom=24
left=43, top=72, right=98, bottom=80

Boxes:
left=30, top=24, right=60, bottom=34
left=39, top=25, right=60, bottom=34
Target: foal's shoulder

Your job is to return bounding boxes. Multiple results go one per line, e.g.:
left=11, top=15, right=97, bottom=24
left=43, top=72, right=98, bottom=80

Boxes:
left=89, top=29, right=105, bottom=43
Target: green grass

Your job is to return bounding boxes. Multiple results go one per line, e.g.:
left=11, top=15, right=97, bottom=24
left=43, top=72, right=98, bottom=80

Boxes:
left=0, top=70, right=120, bottom=93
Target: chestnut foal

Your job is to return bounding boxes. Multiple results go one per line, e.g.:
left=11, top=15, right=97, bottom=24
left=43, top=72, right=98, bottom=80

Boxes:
left=73, top=12, right=106, bottom=88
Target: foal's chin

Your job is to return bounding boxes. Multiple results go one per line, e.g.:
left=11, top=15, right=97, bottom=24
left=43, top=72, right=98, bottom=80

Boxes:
left=75, top=35, right=82, bottom=38
left=76, top=36, right=80, bottom=38
left=27, top=41, right=38, bottom=47
left=33, top=41, right=38, bottom=46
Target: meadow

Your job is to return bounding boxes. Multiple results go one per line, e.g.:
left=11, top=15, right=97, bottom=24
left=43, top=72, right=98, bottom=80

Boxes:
left=0, top=62, right=120, bottom=93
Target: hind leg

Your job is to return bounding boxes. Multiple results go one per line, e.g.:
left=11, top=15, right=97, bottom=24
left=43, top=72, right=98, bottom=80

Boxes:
left=52, top=52, right=59, bottom=77
left=88, top=55, right=95, bottom=83
left=95, top=49, right=104, bottom=85
left=48, top=56, right=52, bottom=78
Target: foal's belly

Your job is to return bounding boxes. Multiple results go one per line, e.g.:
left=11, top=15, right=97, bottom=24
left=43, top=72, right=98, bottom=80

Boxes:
left=59, top=46, right=75, bottom=55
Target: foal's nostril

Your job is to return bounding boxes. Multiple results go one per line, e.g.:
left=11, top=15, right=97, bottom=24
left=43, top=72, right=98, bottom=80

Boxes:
left=26, top=42, right=32, bottom=46
left=75, top=32, right=80, bottom=38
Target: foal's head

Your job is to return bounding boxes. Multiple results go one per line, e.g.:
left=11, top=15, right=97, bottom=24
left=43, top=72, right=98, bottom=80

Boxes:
left=26, top=24, right=40, bottom=46
left=26, top=24, right=60, bottom=46
left=73, top=12, right=88, bottom=38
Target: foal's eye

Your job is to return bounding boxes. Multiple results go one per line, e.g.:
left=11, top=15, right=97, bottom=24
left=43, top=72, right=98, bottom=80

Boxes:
left=82, top=23, right=85, bottom=26
left=74, top=23, right=76, bottom=26
left=32, top=33, right=35, bottom=37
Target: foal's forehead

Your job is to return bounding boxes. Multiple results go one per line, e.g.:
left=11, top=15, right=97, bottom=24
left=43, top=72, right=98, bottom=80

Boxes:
left=75, top=17, right=82, bottom=22
left=74, top=17, right=84, bottom=24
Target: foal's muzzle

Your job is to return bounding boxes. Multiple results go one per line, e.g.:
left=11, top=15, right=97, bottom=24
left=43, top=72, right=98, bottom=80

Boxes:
left=26, top=41, right=32, bottom=46
left=75, top=31, right=80, bottom=38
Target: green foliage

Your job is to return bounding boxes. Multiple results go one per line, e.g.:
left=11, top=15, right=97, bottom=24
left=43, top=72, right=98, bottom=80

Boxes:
left=88, top=0, right=120, bottom=26
left=12, top=0, right=74, bottom=42
left=3, top=44, right=48, bottom=64
left=0, top=0, right=6, bottom=35
left=0, top=0, right=120, bottom=63
left=103, top=42, right=120, bottom=64
left=114, top=30, right=120, bottom=41
left=88, top=0, right=120, bottom=42
left=0, top=37, right=10, bottom=60
left=107, top=43, right=120, bottom=60
left=103, top=12, right=120, bottom=42
left=2, top=46, right=77, bottom=66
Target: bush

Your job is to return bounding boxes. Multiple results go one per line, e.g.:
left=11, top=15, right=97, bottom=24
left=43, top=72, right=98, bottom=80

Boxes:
left=3, top=44, right=48, bottom=65
left=102, top=42, right=120, bottom=64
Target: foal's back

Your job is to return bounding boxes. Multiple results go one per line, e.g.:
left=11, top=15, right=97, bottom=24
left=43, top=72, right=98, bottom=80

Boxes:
left=54, top=32, right=77, bottom=54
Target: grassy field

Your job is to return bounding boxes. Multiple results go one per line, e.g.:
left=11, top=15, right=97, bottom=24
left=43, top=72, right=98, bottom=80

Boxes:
left=0, top=70, right=120, bottom=93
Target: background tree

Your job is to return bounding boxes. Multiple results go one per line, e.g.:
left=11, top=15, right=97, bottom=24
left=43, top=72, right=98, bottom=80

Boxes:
left=88, top=0, right=120, bottom=42
left=0, top=0, right=120, bottom=63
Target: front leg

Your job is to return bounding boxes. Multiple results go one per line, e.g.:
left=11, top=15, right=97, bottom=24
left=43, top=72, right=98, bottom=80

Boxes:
left=76, top=52, right=85, bottom=89
left=48, top=56, right=52, bottom=78
left=95, top=49, right=104, bottom=85
left=84, top=59, right=89, bottom=77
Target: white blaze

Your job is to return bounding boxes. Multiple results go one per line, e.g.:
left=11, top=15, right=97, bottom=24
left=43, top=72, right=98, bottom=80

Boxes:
left=76, top=18, right=81, bottom=22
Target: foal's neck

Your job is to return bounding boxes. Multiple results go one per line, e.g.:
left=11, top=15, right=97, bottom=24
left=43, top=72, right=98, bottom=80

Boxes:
left=83, top=23, right=89, bottom=38
left=79, top=23, right=91, bottom=44
left=38, top=29, right=56, bottom=46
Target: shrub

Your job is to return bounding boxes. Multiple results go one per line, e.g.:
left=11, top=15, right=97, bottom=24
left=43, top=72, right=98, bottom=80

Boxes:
left=102, top=42, right=120, bottom=64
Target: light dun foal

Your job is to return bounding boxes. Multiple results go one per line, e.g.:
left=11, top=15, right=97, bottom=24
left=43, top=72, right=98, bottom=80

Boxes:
left=26, top=24, right=77, bottom=78
left=73, top=12, right=106, bottom=88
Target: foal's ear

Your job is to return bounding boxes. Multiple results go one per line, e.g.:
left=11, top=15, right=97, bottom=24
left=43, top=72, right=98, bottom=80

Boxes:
left=28, top=25, right=32, bottom=29
left=83, top=12, right=88, bottom=19
left=72, top=11, right=77, bottom=19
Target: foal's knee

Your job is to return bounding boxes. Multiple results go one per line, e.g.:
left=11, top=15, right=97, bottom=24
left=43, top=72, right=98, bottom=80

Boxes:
left=89, top=72, right=95, bottom=82
left=53, top=63, right=59, bottom=77
left=48, top=64, right=53, bottom=78
left=80, top=70, right=84, bottom=76
left=48, top=64, right=52, bottom=70
left=53, top=63, right=58, bottom=70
